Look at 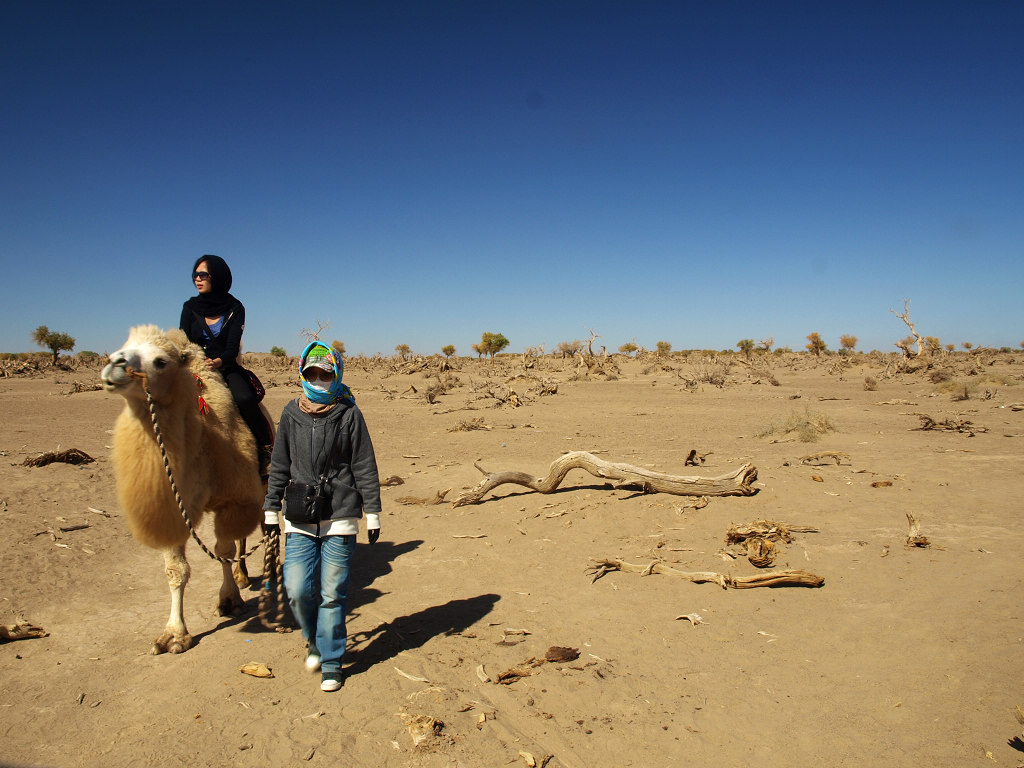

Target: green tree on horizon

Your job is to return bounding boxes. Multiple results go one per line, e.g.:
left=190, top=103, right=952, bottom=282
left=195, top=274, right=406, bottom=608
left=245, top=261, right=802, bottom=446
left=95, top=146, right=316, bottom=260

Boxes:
left=479, top=332, right=510, bottom=358
left=618, top=342, right=638, bottom=356
left=806, top=332, right=827, bottom=356
left=32, top=325, right=75, bottom=365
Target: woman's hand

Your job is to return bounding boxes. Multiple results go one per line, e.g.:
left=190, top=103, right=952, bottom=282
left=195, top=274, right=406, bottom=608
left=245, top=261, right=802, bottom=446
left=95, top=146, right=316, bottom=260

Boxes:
left=368, top=528, right=380, bottom=545
left=206, top=357, right=223, bottom=370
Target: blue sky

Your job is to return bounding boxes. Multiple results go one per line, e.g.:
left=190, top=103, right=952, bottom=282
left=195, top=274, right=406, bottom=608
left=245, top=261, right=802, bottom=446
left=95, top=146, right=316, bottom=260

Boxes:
left=2, top=1, right=1021, bottom=357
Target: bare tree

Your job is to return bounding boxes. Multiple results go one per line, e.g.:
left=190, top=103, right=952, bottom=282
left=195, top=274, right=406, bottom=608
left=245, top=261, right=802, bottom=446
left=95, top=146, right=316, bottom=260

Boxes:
left=557, top=340, right=583, bottom=358
left=299, top=319, right=330, bottom=342
left=890, top=299, right=924, bottom=357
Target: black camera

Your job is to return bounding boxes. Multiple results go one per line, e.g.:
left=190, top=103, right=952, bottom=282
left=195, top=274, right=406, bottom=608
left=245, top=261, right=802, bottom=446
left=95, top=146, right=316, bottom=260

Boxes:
left=284, top=477, right=333, bottom=524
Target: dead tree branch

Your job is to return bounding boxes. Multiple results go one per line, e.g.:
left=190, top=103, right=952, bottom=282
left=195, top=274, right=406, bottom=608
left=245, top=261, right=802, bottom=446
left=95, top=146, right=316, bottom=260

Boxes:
left=22, top=449, right=95, bottom=467
left=299, top=319, right=330, bottom=342
left=586, top=558, right=824, bottom=588
left=452, top=450, right=758, bottom=507
left=890, top=299, right=924, bottom=357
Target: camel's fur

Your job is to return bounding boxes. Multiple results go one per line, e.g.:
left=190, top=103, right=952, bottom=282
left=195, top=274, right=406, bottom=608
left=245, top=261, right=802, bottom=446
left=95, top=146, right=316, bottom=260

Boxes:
left=102, top=325, right=267, bottom=654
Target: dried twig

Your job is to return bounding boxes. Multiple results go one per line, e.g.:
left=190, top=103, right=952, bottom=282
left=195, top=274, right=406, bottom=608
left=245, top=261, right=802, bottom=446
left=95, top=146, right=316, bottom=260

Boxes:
left=800, top=452, right=850, bottom=466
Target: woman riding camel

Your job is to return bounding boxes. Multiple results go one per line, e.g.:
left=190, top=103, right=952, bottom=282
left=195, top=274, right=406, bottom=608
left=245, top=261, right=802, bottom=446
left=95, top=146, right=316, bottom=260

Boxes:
left=179, top=254, right=273, bottom=477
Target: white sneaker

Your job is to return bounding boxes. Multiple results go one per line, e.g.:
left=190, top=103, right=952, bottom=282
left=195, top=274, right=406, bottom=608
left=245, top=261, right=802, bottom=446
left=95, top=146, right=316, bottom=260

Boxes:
left=321, top=673, right=342, bottom=692
left=305, top=654, right=321, bottom=673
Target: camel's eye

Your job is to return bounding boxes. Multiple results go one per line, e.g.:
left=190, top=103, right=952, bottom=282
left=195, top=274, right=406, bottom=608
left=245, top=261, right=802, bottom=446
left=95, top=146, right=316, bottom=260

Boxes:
left=153, top=358, right=168, bottom=370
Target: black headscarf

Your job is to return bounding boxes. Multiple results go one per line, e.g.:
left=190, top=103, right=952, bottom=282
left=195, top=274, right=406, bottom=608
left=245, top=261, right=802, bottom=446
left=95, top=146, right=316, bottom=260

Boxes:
left=185, top=254, right=239, bottom=318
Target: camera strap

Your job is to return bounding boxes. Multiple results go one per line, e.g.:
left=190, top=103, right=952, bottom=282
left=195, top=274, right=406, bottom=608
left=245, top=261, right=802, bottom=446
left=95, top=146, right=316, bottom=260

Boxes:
left=310, top=408, right=345, bottom=491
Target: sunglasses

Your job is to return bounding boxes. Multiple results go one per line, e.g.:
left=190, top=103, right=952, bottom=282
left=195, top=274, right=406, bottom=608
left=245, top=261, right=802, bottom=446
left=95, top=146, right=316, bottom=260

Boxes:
left=192, top=271, right=211, bottom=281
left=304, top=368, right=335, bottom=382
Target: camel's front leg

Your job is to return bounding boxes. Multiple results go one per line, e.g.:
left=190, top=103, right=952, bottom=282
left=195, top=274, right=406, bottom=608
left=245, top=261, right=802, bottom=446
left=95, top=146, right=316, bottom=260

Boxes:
left=216, top=537, right=247, bottom=617
left=232, top=538, right=250, bottom=589
left=153, top=545, right=191, bottom=654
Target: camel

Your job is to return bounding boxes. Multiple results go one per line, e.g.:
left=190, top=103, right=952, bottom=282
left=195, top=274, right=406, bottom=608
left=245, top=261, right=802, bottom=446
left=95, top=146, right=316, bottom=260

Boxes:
left=101, top=325, right=270, bottom=654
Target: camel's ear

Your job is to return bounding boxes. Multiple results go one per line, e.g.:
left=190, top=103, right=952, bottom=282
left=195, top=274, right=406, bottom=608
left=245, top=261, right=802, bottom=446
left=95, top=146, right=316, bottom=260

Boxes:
left=164, top=329, right=193, bottom=365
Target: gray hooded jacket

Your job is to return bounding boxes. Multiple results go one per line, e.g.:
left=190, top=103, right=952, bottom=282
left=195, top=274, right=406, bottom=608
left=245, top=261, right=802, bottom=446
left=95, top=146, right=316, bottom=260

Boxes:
left=263, top=397, right=382, bottom=534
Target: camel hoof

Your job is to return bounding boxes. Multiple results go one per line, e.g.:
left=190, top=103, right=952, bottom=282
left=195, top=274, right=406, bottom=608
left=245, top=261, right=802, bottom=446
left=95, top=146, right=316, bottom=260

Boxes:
left=152, top=632, right=193, bottom=655
left=217, top=597, right=247, bottom=618
left=232, top=561, right=250, bottom=589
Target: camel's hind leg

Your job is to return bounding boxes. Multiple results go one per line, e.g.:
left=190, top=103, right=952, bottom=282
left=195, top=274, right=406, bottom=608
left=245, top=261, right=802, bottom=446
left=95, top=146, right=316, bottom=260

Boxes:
left=215, top=536, right=247, bottom=617
left=153, top=545, right=192, bottom=654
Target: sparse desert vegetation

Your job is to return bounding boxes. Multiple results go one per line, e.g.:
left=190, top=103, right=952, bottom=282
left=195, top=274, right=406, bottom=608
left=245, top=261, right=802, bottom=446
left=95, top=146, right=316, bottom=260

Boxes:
left=1, top=327, right=1023, bottom=768
left=755, top=406, right=836, bottom=442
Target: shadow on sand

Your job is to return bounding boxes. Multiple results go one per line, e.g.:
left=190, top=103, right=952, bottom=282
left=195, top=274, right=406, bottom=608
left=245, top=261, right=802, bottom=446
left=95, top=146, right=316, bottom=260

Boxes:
left=234, top=537, right=424, bottom=637
left=343, top=592, right=501, bottom=678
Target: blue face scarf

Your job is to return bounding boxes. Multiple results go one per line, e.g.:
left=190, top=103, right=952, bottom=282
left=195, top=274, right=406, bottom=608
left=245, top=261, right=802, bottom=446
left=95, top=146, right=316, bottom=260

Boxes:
left=299, top=342, right=355, bottom=405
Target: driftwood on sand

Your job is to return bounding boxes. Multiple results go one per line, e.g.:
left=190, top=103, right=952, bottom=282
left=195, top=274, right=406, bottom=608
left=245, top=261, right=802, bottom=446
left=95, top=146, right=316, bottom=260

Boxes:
left=452, top=450, right=758, bottom=507
left=0, top=620, right=48, bottom=642
left=586, top=557, right=825, bottom=589
left=22, top=448, right=94, bottom=467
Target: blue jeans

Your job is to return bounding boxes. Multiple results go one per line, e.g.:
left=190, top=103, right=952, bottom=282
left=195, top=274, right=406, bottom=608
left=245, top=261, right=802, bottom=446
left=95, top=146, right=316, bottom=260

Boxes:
left=283, top=533, right=355, bottom=675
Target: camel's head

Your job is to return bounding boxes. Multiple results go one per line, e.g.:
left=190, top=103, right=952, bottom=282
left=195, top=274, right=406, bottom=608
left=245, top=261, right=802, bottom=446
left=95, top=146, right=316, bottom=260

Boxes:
left=102, top=325, right=195, bottom=403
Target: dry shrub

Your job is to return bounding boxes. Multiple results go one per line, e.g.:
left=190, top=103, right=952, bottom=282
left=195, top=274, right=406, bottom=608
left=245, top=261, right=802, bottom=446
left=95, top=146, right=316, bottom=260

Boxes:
left=528, top=379, right=558, bottom=396
left=423, top=373, right=460, bottom=403
left=755, top=407, right=836, bottom=443
left=933, top=378, right=976, bottom=400
left=448, top=417, right=489, bottom=432
left=863, top=376, right=878, bottom=391
left=690, top=354, right=729, bottom=387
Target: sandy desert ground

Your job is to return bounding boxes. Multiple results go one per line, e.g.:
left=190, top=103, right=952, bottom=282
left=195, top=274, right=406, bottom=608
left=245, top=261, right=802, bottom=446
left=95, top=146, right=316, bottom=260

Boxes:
left=2, top=345, right=1023, bottom=768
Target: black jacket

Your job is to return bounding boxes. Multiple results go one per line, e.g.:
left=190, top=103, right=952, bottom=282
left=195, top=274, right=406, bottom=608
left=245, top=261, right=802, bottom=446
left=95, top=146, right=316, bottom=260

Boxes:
left=179, top=298, right=246, bottom=371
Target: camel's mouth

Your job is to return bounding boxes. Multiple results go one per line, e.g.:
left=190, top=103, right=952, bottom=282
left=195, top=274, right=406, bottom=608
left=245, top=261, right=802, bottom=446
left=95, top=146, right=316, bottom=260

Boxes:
left=101, top=360, right=135, bottom=392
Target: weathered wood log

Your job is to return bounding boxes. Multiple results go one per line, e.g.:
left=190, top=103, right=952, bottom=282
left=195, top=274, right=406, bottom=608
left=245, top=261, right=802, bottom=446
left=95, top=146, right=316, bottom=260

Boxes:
left=587, top=558, right=824, bottom=589
left=905, top=512, right=930, bottom=548
left=452, top=451, right=758, bottom=507
left=395, top=489, right=451, bottom=506
left=915, top=415, right=987, bottom=435
left=22, top=448, right=95, bottom=467
left=0, top=620, right=48, bottom=642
